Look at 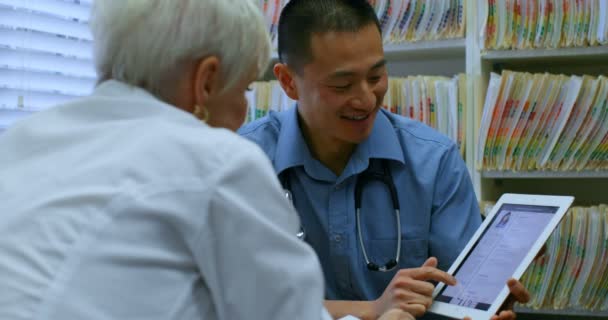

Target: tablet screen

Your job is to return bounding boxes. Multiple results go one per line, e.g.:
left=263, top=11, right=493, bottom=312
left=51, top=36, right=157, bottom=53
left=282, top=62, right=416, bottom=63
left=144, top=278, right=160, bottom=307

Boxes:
left=436, top=204, right=558, bottom=311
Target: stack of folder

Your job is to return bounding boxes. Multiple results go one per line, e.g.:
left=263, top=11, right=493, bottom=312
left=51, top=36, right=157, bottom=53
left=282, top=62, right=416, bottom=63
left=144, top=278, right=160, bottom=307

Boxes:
left=245, top=75, right=467, bottom=156
left=480, top=0, right=608, bottom=50
left=480, top=203, right=608, bottom=312
left=258, top=0, right=466, bottom=50
left=477, top=70, right=608, bottom=171
left=371, top=0, right=466, bottom=44
left=383, top=75, right=467, bottom=155
left=522, top=205, right=608, bottom=312
left=258, top=0, right=283, bottom=49
left=244, top=81, right=296, bottom=123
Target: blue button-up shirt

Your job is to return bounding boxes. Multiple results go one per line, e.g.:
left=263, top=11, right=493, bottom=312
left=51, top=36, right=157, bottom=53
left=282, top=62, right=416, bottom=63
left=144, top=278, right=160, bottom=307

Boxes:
left=238, top=106, right=481, bottom=302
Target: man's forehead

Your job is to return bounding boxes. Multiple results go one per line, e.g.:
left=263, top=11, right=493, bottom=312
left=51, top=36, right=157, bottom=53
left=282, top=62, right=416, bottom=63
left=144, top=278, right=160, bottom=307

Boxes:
left=325, top=59, right=387, bottom=78
left=297, top=25, right=384, bottom=77
left=309, top=27, right=382, bottom=57
left=309, top=27, right=381, bottom=49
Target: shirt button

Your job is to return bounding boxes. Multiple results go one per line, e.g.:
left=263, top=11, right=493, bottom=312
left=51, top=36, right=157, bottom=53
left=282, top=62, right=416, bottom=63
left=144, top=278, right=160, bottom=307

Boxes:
left=334, top=183, right=344, bottom=190
left=333, top=234, right=342, bottom=242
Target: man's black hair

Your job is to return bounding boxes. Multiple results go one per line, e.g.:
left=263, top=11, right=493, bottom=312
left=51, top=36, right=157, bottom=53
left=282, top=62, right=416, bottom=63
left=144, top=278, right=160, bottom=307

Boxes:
left=277, top=0, right=381, bottom=73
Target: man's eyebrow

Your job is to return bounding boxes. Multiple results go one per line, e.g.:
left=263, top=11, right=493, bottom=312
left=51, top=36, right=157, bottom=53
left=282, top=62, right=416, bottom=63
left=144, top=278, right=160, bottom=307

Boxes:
left=327, top=59, right=387, bottom=79
left=371, top=59, right=387, bottom=70
left=327, top=70, right=355, bottom=79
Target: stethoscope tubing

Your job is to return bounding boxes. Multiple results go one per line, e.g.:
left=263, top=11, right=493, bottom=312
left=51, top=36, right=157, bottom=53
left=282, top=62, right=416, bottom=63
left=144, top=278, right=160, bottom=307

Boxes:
left=282, top=160, right=401, bottom=272
left=354, top=161, right=401, bottom=272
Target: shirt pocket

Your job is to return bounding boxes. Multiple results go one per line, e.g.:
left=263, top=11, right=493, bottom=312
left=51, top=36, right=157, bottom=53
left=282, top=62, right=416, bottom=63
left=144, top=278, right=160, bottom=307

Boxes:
left=369, top=238, right=429, bottom=269
left=366, top=238, right=429, bottom=292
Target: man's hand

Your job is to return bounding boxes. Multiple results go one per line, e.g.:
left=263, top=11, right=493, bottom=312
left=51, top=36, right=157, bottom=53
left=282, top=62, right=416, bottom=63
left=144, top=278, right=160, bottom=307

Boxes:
left=489, top=278, right=530, bottom=320
left=371, top=257, right=456, bottom=318
left=464, top=278, right=531, bottom=320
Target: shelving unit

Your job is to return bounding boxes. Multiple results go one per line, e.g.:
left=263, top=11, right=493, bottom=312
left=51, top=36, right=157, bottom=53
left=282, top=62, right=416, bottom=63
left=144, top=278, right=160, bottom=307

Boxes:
left=468, top=2, right=608, bottom=319
left=470, top=45, right=608, bottom=207
left=473, top=45, right=608, bottom=207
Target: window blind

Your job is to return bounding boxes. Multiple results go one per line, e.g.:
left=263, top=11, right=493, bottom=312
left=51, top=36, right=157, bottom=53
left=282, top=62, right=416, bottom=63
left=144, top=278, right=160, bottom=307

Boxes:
left=0, top=0, right=95, bottom=131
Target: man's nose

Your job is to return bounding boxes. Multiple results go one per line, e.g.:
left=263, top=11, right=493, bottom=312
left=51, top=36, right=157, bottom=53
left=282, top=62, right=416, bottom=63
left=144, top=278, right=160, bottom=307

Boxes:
left=350, top=82, right=377, bottom=110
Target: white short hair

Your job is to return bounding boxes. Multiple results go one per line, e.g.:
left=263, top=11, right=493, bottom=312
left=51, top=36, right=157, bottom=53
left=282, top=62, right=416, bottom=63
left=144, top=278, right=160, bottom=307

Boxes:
left=90, top=0, right=271, bottom=96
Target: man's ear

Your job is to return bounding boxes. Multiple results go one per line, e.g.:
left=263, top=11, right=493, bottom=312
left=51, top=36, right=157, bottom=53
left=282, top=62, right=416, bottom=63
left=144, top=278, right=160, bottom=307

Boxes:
left=193, top=56, right=221, bottom=108
left=273, top=63, right=299, bottom=101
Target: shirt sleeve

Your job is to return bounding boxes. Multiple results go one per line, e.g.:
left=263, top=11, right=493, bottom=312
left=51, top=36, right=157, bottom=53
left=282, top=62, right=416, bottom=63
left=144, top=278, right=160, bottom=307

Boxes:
left=193, top=141, right=333, bottom=320
left=429, top=143, right=482, bottom=271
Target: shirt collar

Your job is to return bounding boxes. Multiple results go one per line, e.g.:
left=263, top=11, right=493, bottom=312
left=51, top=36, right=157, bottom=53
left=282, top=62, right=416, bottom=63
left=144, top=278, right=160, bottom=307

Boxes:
left=93, top=80, right=199, bottom=121
left=354, top=109, right=405, bottom=165
left=94, top=80, right=156, bottom=100
left=274, top=107, right=405, bottom=179
left=274, top=106, right=311, bottom=175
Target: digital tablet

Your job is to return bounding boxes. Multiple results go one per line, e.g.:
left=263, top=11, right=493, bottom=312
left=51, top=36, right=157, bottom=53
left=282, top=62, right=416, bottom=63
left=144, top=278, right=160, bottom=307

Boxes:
left=428, top=193, right=574, bottom=320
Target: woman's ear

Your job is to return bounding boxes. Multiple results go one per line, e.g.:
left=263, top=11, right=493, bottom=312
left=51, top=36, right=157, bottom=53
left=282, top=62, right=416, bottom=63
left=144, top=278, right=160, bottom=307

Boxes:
left=273, top=63, right=299, bottom=101
left=193, top=56, right=221, bottom=108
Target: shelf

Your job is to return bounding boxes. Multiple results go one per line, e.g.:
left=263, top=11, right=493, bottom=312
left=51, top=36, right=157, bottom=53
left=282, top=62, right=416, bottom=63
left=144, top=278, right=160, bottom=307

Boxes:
left=269, top=38, right=466, bottom=61
left=383, top=38, right=466, bottom=60
left=515, top=306, right=608, bottom=318
left=481, top=170, right=608, bottom=179
left=482, top=46, right=608, bottom=63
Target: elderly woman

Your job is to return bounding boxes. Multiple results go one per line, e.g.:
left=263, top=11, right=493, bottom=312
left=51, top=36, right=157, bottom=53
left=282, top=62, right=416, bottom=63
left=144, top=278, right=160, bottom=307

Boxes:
left=0, top=1, right=419, bottom=319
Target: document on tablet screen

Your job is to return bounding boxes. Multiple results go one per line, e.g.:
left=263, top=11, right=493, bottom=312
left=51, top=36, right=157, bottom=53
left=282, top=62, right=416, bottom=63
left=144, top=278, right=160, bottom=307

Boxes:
left=436, top=204, right=558, bottom=311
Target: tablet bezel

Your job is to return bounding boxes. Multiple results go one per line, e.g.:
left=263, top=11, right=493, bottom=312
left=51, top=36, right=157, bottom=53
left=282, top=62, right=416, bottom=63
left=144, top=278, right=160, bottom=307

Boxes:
left=428, top=193, right=574, bottom=320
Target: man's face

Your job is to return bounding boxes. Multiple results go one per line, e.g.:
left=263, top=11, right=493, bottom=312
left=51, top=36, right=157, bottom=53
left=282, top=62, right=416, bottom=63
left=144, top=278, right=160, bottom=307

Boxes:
left=294, top=23, right=388, bottom=145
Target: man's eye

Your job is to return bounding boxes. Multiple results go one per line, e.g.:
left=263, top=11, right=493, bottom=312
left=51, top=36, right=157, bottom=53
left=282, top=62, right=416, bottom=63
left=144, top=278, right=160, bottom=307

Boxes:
left=330, top=84, right=351, bottom=90
left=369, top=76, right=382, bottom=83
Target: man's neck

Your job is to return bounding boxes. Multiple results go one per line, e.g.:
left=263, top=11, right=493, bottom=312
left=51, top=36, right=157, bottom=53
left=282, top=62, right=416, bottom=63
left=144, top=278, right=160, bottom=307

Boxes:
left=297, top=115, right=355, bottom=177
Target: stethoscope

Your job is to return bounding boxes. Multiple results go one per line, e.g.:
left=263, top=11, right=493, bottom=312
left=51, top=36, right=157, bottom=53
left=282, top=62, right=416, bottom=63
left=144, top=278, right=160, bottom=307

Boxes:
left=281, top=159, right=401, bottom=272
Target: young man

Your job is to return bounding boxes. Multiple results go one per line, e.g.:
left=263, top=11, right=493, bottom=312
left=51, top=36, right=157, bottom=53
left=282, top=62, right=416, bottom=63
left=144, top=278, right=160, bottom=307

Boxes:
left=239, top=1, right=528, bottom=319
